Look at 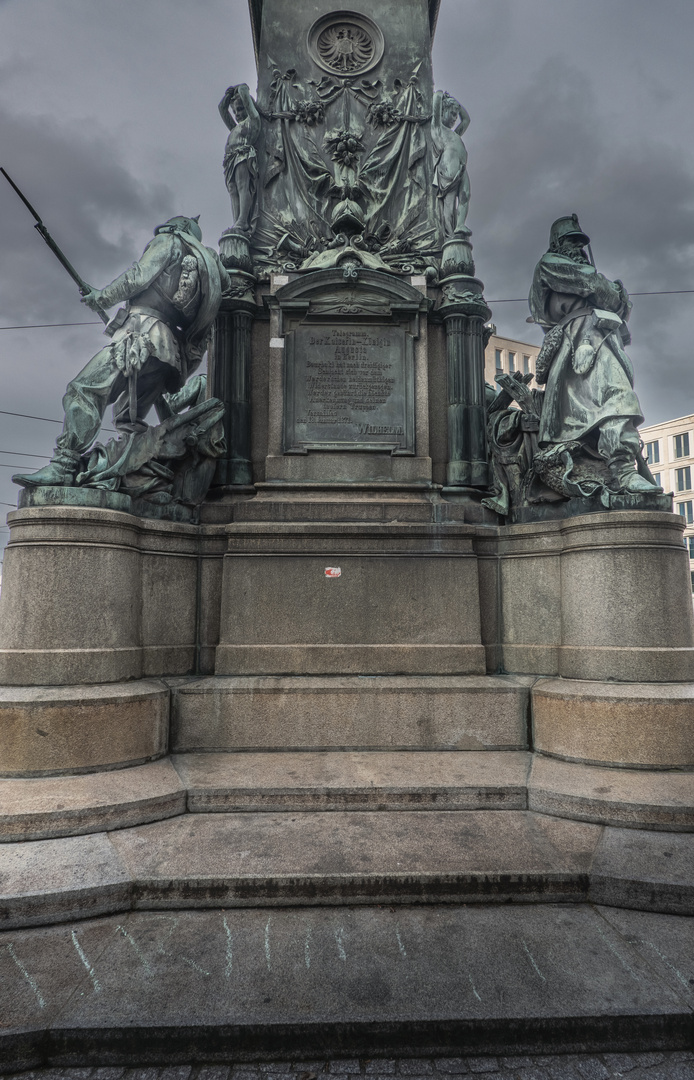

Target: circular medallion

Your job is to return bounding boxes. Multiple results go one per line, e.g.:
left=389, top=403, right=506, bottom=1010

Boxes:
left=308, top=11, right=384, bottom=78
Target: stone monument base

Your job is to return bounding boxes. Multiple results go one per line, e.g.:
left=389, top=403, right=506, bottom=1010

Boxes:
left=1, top=502, right=693, bottom=1064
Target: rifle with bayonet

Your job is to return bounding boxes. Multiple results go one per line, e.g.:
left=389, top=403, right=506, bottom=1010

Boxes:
left=1, top=167, right=109, bottom=325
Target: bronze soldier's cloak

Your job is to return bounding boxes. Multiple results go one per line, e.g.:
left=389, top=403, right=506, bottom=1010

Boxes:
left=529, top=253, right=643, bottom=447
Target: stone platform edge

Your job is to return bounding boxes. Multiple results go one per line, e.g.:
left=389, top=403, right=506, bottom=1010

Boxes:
left=1, top=750, right=693, bottom=843
left=0, top=805, right=693, bottom=928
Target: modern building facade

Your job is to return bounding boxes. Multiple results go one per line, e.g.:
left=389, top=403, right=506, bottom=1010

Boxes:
left=484, top=332, right=540, bottom=388
left=640, top=413, right=694, bottom=591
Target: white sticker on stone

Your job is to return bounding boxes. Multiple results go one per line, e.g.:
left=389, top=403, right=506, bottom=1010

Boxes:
left=269, top=337, right=285, bottom=349
left=325, top=566, right=342, bottom=578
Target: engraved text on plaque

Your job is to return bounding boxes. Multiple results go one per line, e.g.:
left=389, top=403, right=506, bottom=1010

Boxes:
left=284, top=323, right=414, bottom=454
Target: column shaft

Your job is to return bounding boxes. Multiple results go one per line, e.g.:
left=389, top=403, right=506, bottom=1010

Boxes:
left=445, top=312, right=489, bottom=488
left=209, top=307, right=254, bottom=487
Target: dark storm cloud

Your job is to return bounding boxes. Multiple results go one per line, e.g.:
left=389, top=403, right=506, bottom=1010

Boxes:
left=0, top=0, right=692, bottom=536
left=0, top=105, right=175, bottom=323
left=460, top=52, right=694, bottom=421
left=471, top=56, right=694, bottom=294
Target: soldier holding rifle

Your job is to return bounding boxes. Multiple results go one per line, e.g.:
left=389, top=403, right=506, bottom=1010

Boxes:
left=2, top=168, right=231, bottom=490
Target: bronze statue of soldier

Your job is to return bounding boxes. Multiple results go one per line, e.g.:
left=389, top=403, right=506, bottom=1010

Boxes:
left=530, top=214, right=661, bottom=496
left=14, top=215, right=230, bottom=489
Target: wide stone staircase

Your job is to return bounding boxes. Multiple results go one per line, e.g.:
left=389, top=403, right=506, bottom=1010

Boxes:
left=1, top=673, right=693, bottom=1068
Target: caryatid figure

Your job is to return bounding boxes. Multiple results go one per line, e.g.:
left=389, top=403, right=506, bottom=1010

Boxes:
left=218, top=83, right=262, bottom=235
left=432, top=90, right=471, bottom=238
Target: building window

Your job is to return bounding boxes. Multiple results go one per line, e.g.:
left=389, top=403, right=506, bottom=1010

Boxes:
left=508, top=351, right=516, bottom=372
left=678, top=501, right=694, bottom=524
left=645, top=440, right=660, bottom=464
left=691, top=570, right=694, bottom=592
left=677, top=466, right=692, bottom=492
left=675, top=432, right=690, bottom=459
left=495, top=349, right=503, bottom=371
left=523, top=355, right=531, bottom=374
left=687, top=537, right=694, bottom=559
left=652, top=472, right=661, bottom=488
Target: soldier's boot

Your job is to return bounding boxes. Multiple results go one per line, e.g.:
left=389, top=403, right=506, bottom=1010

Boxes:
left=609, top=450, right=661, bottom=495
left=12, top=445, right=81, bottom=488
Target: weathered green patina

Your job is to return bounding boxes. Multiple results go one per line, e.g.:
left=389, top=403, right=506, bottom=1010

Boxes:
left=483, top=215, right=666, bottom=520
left=12, top=217, right=230, bottom=519
left=229, top=0, right=457, bottom=279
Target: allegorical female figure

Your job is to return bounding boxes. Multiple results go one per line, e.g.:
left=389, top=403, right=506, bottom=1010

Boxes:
left=432, top=89, right=471, bottom=238
left=218, top=83, right=262, bottom=235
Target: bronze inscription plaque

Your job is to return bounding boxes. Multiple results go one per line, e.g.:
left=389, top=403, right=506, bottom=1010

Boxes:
left=284, top=324, right=414, bottom=453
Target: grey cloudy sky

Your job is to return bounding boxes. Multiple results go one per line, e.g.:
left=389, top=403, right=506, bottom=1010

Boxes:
left=1, top=0, right=694, bottom=557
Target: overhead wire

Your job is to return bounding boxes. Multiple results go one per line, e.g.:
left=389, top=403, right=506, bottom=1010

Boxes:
left=0, top=289, right=692, bottom=330
left=0, top=450, right=51, bottom=458
left=482, top=290, right=694, bottom=303
left=0, top=409, right=117, bottom=433
left=0, top=321, right=102, bottom=330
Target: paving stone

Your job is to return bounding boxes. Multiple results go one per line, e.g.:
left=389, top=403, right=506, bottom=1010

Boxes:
left=599, top=1054, right=638, bottom=1074
left=544, top=1063, right=582, bottom=1080
left=0, top=907, right=691, bottom=1069
left=398, top=1063, right=434, bottom=1075
left=576, top=1060, right=610, bottom=1080
left=659, top=1064, right=694, bottom=1080
left=9, top=1061, right=694, bottom=1080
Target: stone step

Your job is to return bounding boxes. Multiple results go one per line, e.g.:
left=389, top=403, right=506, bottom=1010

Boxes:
left=174, top=750, right=530, bottom=813
left=1, top=810, right=692, bottom=929
left=170, top=675, right=533, bottom=753
left=2, top=751, right=692, bottom=843
left=0, top=903, right=692, bottom=1068
left=0, top=758, right=185, bottom=842
left=529, top=755, right=694, bottom=831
